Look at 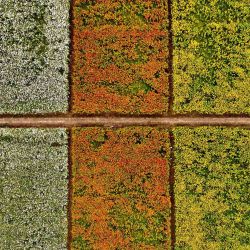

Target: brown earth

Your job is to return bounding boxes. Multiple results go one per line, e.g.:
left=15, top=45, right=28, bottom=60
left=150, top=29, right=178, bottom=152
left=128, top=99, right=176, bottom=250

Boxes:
left=0, top=116, right=250, bottom=128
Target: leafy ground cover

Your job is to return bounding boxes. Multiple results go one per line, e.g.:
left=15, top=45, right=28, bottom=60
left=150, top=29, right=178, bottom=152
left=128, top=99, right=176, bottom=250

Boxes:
left=72, top=0, right=169, bottom=114
left=71, top=127, right=171, bottom=249
left=0, top=128, right=68, bottom=249
left=173, top=0, right=250, bottom=114
left=0, top=1, right=69, bottom=113
left=174, top=127, right=250, bottom=249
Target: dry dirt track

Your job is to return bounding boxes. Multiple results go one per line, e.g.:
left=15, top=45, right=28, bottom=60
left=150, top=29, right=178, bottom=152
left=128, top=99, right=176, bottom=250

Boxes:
left=0, top=116, right=250, bottom=128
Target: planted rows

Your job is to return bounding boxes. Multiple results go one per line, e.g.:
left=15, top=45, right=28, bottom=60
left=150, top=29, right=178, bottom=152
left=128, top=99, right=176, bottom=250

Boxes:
left=0, top=128, right=68, bottom=249
left=0, top=1, right=69, bottom=113
left=72, top=0, right=169, bottom=114
left=1, top=0, right=249, bottom=115
left=173, top=0, right=250, bottom=114
left=0, top=127, right=249, bottom=249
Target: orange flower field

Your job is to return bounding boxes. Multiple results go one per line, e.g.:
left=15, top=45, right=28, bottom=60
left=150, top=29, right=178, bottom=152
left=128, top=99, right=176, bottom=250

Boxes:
left=71, top=127, right=171, bottom=249
left=72, top=0, right=169, bottom=114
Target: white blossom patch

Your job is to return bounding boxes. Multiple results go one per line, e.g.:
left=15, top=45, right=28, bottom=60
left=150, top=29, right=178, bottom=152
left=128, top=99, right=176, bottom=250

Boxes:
left=0, top=128, right=68, bottom=249
left=0, top=1, right=69, bottom=113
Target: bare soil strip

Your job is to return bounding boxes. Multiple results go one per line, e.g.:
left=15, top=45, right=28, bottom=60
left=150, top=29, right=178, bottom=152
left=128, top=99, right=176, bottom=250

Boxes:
left=169, top=130, right=176, bottom=249
left=167, top=0, right=174, bottom=115
left=1, top=116, right=250, bottom=128
left=67, top=129, right=73, bottom=250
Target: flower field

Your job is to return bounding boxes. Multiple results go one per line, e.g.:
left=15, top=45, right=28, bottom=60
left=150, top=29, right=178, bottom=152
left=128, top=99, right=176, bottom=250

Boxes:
left=0, top=0, right=249, bottom=249
left=72, top=0, right=169, bottom=114
left=71, top=127, right=171, bottom=249
left=173, top=0, right=250, bottom=114
left=0, top=1, right=69, bottom=113
left=1, top=0, right=249, bottom=115
left=0, top=127, right=249, bottom=248
left=0, top=128, right=68, bottom=249
left=174, top=127, right=250, bottom=249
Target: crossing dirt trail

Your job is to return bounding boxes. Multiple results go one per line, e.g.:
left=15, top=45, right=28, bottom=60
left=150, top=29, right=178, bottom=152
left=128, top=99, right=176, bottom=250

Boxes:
left=0, top=115, right=250, bottom=128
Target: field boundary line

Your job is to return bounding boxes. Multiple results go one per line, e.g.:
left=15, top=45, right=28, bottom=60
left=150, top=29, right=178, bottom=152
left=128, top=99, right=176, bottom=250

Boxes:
left=1, top=116, right=250, bottom=127
left=67, top=129, right=73, bottom=250
left=1, top=113, right=249, bottom=118
left=169, top=130, right=176, bottom=249
left=68, top=0, right=75, bottom=114
left=167, top=0, right=174, bottom=115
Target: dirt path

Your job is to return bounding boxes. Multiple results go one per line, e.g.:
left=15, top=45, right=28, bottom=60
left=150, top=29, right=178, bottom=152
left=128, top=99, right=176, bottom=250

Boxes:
left=0, top=116, right=250, bottom=128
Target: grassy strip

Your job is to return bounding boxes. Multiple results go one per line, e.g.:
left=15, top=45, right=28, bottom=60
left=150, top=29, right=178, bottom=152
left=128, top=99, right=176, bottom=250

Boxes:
left=0, top=1, right=69, bottom=113
left=174, top=127, right=250, bottom=249
left=173, top=0, right=250, bottom=114
left=71, top=127, right=171, bottom=249
left=0, top=128, right=68, bottom=248
left=72, top=0, right=169, bottom=114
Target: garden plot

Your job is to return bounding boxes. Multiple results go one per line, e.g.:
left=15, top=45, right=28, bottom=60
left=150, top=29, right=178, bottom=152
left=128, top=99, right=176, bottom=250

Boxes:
left=173, top=0, right=250, bottom=114
left=72, top=0, right=169, bottom=114
left=0, top=1, right=69, bottom=113
left=174, top=127, right=250, bottom=249
left=71, top=127, right=171, bottom=249
left=0, top=128, right=68, bottom=249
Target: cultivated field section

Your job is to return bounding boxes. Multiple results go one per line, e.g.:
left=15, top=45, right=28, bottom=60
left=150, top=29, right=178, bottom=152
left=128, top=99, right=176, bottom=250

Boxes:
left=1, top=0, right=250, bottom=249
left=71, top=127, right=171, bottom=249
left=174, top=127, right=250, bottom=249
left=173, top=0, right=250, bottom=114
left=0, top=129, right=68, bottom=249
left=0, top=1, right=69, bottom=114
left=72, top=0, right=169, bottom=114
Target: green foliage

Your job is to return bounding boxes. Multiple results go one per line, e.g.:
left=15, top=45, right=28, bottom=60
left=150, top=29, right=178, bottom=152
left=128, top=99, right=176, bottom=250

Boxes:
left=0, top=128, right=68, bottom=249
left=128, top=80, right=153, bottom=95
left=173, top=0, right=250, bottom=114
left=174, top=127, right=250, bottom=249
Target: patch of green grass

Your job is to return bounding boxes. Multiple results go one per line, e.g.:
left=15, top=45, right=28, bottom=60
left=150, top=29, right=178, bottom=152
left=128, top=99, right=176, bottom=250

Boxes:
left=72, top=236, right=91, bottom=250
left=128, top=80, right=153, bottom=94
